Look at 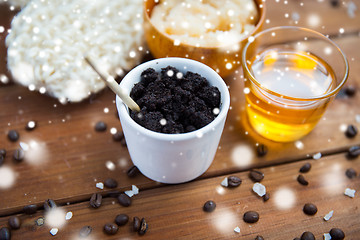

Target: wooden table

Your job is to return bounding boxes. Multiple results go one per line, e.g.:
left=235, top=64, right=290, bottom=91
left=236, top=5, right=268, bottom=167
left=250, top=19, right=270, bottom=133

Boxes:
left=0, top=1, right=359, bottom=239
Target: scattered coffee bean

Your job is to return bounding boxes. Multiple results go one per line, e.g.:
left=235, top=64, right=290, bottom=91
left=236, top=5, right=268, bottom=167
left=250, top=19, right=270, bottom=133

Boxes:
left=7, top=130, right=19, bottom=142
left=23, top=204, right=37, bottom=215
left=104, top=178, right=118, bottom=189
left=249, top=170, right=264, bottom=182
left=347, top=145, right=360, bottom=159
left=345, top=168, right=357, bottom=179
left=255, top=235, right=264, bottom=240
left=89, top=193, right=102, bottom=208
left=0, top=155, right=4, bottom=167
left=25, top=121, right=37, bottom=131
left=345, top=124, right=358, bottom=138
left=344, top=85, right=356, bottom=97
left=79, top=226, right=92, bottom=238
left=103, top=223, right=118, bottom=235
left=243, top=211, right=259, bottom=223
left=299, top=163, right=311, bottom=173
left=203, top=200, right=216, bottom=212
left=8, top=216, right=21, bottom=230
left=112, top=131, right=124, bottom=142
left=263, top=192, right=270, bottom=202
left=0, top=227, right=11, bottom=240
left=127, top=165, right=140, bottom=178
left=0, top=149, right=6, bottom=157
left=115, top=214, right=129, bottom=226
left=303, top=203, right=317, bottom=215
left=107, top=190, right=121, bottom=198
left=330, top=0, right=339, bottom=7
left=118, top=193, right=132, bottom=207
left=44, top=199, right=57, bottom=211
left=95, top=121, right=107, bottom=132
left=139, top=218, right=148, bottom=235
left=133, top=217, right=141, bottom=232
left=297, top=175, right=309, bottom=186
left=329, top=228, right=345, bottom=240
left=227, top=176, right=242, bottom=187
left=13, top=148, right=25, bottom=162
left=257, top=144, right=268, bottom=157
left=300, top=231, right=315, bottom=240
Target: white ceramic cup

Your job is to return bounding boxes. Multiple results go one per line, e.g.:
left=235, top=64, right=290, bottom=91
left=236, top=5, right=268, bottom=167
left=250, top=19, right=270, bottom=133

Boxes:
left=116, top=58, right=230, bottom=184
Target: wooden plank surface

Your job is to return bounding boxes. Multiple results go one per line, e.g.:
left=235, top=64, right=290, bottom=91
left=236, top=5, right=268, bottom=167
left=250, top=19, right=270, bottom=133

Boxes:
left=0, top=153, right=358, bottom=239
left=0, top=0, right=360, bottom=216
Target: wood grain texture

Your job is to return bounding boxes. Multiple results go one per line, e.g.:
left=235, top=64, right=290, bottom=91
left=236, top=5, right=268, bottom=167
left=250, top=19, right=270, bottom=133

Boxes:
left=0, top=153, right=358, bottom=239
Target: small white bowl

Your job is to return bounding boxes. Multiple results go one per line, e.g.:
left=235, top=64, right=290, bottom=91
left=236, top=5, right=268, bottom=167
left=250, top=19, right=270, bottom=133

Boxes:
left=116, top=58, right=230, bottom=184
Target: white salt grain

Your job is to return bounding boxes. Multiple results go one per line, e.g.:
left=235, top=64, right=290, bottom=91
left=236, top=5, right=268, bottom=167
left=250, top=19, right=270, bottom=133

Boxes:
left=356, top=114, right=360, bottom=123
left=323, top=210, right=333, bottom=221
left=344, top=188, right=356, bottom=198
left=125, top=190, right=134, bottom=197
left=323, top=233, right=331, bottom=240
left=234, top=226, right=241, bottom=233
left=95, top=182, right=104, bottom=190
left=221, top=177, right=228, bottom=187
left=252, top=182, right=266, bottom=197
left=50, top=228, right=58, bottom=236
left=313, top=152, right=322, bottom=160
left=132, top=185, right=139, bottom=195
left=65, top=211, right=73, bottom=220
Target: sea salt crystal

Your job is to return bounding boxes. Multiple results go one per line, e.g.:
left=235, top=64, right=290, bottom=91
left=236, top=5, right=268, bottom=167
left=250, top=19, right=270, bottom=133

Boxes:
left=50, top=228, right=58, bottom=236
left=95, top=182, right=104, bottom=189
left=347, top=1, right=357, bottom=18
left=221, top=177, right=228, bottom=187
left=132, top=185, right=139, bottom=195
left=65, top=211, right=73, bottom=220
left=323, top=233, right=331, bottom=240
left=344, top=188, right=356, bottom=198
left=313, top=152, right=322, bottom=160
left=125, top=190, right=134, bottom=197
left=253, top=182, right=266, bottom=197
left=234, top=226, right=240, bottom=233
left=355, top=114, right=360, bottom=123
left=323, top=210, right=333, bottom=221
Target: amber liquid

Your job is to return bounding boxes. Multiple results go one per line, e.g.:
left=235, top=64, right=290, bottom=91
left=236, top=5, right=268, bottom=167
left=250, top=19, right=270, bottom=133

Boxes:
left=245, top=49, right=336, bottom=142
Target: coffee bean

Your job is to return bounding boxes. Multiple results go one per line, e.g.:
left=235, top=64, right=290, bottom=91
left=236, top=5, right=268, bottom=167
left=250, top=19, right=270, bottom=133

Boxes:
left=7, top=130, right=19, bottom=142
left=255, top=236, right=264, bottom=240
left=0, top=149, right=6, bottom=157
left=257, top=144, right=268, bottom=157
left=227, top=176, right=242, bottom=187
left=13, top=148, right=25, bottom=162
left=344, top=85, right=356, bottom=97
left=44, top=199, right=57, bottom=211
left=133, top=217, right=141, bottom=232
left=127, top=165, right=140, bottom=178
left=103, top=223, right=118, bottom=235
left=203, top=200, right=216, bottom=212
left=300, top=231, right=315, bottom=240
left=249, top=170, right=264, bottom=182
left=95, top=121, right=107, bottom=132
left=23, top=204, right=37, bottom=214
left=118, top=193, right=131, bottom=207
left=112, top=131, right=124, bottom=142
left=345, top=125, right=358, bottom=138
left=89, top=193, right=102, bottom=208
left=303, top=203, right=317, bottom=215
left=107, top=190, right=121, bottom=198
left=25, top=121, right=37, bottom=131
left=297, top=175, right=309, bottom=186
left=79, top=226, right=92, bottom=238
left=104, top=178, right=118, bottom=189
left=263, top=192, right=270, bottom=202
left=346, top=168, right=357, bottom=179
left=8, top=216, right=21, bottom=230
left=243, top=211, right=259, bottom=223
left=329, top=228, right=345, bottom=240
left=0, top=155, right=4, bottom=167
left=299, top=163, right=311, bottom=173
left=0, top=227, right=11, bottom=240
left=330, top=0, right=339, bottom=7
left=347, top=145, right=360, bottom=159
left=115, top=214, right=129, bottom=226
left=138, top=218, right=148, bottom=235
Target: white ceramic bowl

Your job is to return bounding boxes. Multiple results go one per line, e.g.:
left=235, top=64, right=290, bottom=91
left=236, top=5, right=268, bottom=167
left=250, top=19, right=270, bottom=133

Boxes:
left=116, top=58, right=230, bottom=184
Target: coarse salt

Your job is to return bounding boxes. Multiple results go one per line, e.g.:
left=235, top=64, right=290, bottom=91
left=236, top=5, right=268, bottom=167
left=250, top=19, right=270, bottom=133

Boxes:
left=252, top=182, right=266, bottom=197
left=344, top=188, right=356, bottom=198
left=234, top=226, right=240, bottom=233
left=323, top=210, right=333, bottom=221
left=50, top=228, right=58, bottom=236
left=132, top=185, right=139, bottom=195
left=313, top=152, right=322, bottom=160
left=323, top=233, right=331, bottom=240
left=125, top=190, right=134, bottom=198
left=221, top=177, right=228, bottom=187
left=95, top=182, right=104, bottom=190
left=65, top=211, right=73, bottom=220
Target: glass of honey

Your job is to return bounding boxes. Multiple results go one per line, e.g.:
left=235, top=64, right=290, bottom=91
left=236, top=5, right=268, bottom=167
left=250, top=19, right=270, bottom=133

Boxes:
left=242, top=26, right=349, bottom=142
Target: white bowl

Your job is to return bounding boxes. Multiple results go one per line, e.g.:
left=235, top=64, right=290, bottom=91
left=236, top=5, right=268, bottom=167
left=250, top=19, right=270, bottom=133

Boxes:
left=116, top=58, right=230, bottom=184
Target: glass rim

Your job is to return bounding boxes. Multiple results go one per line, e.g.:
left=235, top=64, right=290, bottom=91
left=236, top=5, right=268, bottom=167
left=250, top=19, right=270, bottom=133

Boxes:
left=241, top=26, right=349, bottom=101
